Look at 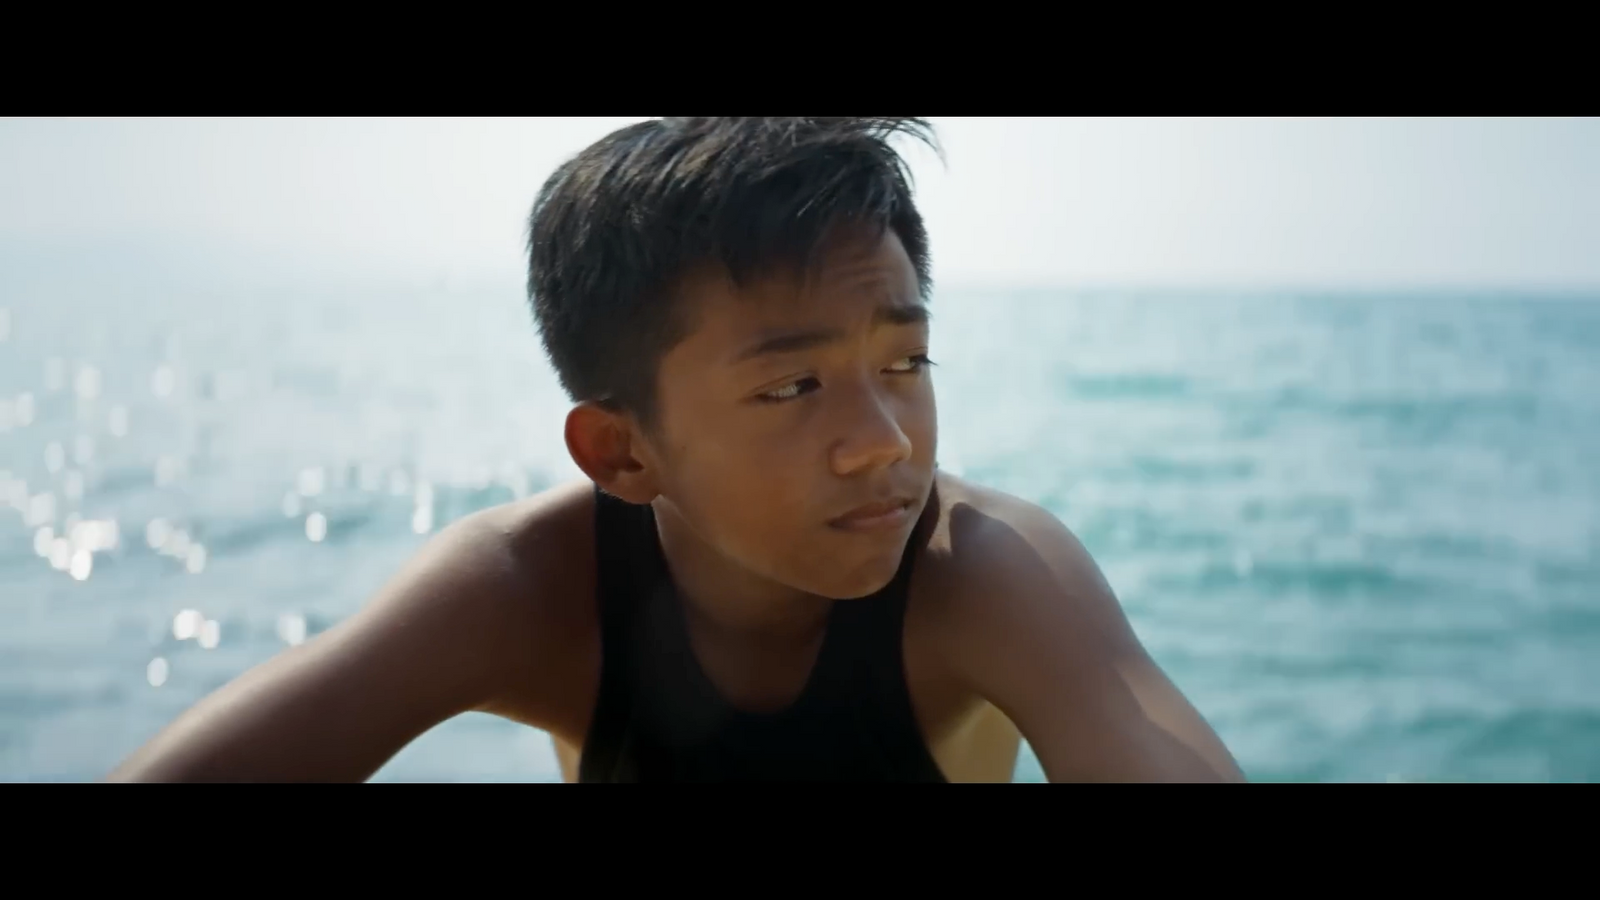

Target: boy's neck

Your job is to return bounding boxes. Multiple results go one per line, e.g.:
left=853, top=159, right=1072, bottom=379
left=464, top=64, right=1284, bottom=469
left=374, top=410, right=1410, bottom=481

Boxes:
left=650, top=499, right=834, bottom=644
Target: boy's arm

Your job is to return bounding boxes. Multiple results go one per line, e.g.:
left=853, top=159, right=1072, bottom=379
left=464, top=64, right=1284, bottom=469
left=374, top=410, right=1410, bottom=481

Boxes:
left=941, top=502, right=1246, bottom=784
left=107, top=511, right=550, bottom=783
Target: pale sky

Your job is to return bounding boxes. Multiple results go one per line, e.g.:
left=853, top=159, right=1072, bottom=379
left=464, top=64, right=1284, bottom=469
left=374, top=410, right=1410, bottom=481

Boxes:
left=2, top=117, right=1597, bottom=292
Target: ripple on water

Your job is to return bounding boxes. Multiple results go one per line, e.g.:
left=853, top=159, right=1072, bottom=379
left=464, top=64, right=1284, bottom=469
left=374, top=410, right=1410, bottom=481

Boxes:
left=3, top=287, right=1598, bottom=782
left=1066, top=372, right=1193, bottom=400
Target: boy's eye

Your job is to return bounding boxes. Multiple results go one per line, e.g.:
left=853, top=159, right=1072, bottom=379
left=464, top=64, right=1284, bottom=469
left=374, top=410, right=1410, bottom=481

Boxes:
left=887, top=354, right=934, bottom=373
left=754, top=356, right=933, bottom=404
left=758, top=377, right=821, bottom=403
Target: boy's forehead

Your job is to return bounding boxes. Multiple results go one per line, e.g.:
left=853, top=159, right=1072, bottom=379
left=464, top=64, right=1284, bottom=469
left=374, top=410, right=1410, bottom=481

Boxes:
left=675, top=230, right=921, bottom=341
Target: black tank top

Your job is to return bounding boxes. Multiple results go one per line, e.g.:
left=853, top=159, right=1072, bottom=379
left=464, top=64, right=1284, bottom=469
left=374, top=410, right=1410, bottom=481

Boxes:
left=577, top=487, right=948, bottom=782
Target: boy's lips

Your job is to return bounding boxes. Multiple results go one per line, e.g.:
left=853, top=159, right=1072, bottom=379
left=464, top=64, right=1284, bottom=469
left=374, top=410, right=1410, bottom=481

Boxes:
left=827, top=497, right=916, bottom=532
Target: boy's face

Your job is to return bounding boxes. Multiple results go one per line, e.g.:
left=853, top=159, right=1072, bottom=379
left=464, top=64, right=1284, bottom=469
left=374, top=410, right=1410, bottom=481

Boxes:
left=644, top=229, right=937, bottom=600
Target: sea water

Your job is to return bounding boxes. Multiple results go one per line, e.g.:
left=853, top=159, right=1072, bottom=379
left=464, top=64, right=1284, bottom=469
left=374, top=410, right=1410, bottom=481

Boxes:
left=2, top=282, right=1597, bottom=782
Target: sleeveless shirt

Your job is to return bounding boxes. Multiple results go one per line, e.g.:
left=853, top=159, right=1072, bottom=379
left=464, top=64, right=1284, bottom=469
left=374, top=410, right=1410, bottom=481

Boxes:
left=576, top=487, right=948, bottom=782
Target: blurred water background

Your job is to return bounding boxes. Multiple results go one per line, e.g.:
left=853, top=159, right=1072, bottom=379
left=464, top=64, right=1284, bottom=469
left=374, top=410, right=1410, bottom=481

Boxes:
left=3, top=277, right=1597, bottom=781
left=3, top=117, right=1598, bottom=782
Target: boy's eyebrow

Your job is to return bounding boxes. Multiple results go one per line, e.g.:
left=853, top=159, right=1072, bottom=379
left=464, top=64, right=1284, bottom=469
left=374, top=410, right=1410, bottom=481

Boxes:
left=732, top=303, right=929, bottom=364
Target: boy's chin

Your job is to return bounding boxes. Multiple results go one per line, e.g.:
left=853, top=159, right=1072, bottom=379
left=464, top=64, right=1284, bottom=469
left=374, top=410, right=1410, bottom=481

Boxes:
left=790, top=555, right=906, bottom=602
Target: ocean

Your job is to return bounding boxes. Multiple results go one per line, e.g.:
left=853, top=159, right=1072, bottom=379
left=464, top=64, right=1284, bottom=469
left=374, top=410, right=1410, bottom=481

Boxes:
left=2, top=281, right=1597, bottom=782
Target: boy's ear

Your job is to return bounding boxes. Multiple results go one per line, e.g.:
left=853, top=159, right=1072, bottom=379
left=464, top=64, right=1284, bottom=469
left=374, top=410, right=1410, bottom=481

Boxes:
left=564, top=402, right=660, bottom=505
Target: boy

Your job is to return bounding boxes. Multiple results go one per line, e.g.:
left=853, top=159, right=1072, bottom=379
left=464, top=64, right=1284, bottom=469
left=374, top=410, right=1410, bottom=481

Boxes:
left=109, top=117, right=1245, bottom=782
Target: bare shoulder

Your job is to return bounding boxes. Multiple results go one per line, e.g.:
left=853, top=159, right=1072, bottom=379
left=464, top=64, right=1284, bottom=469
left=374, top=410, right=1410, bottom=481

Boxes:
left=106, top=479, right=598, bottom=782
left=914, top=472, right=1122, bottom=641
left=910, top=472, right=1245, bottom=782
left=376, top=477, right=599, bottom=720
left=358, top=477, right=594, bottom=640
left=423, top=476, right=596, bottom=614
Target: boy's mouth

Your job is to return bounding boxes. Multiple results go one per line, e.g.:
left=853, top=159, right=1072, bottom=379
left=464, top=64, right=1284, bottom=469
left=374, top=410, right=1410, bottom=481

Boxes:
left=827, top=497, right=916, bottom=533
